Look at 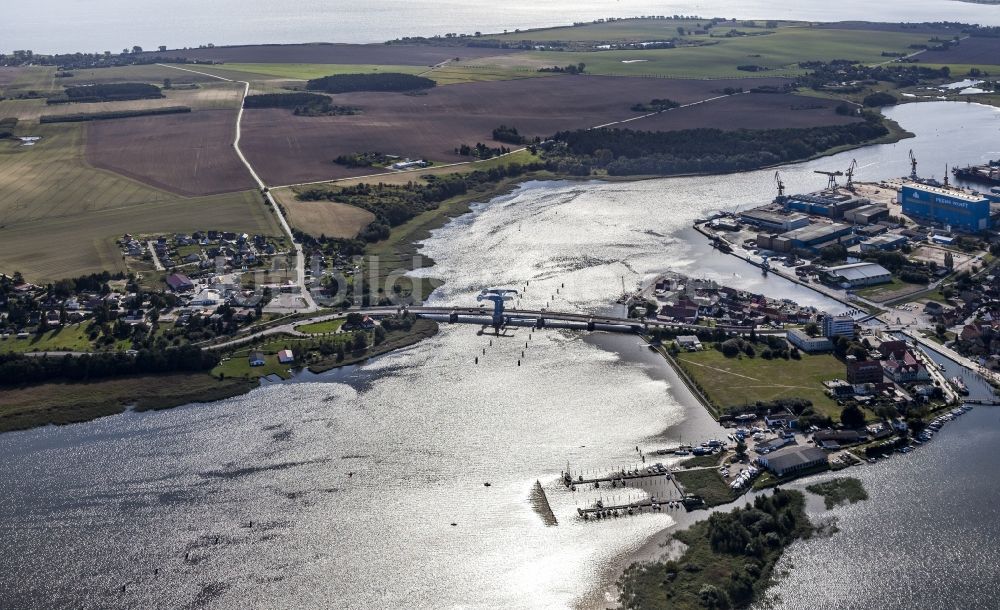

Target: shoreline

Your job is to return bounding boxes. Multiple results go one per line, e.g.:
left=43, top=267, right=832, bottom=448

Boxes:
left=0, top=320, right=439, bottom=435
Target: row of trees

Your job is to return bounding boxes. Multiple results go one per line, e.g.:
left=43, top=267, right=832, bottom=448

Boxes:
left=40, top=106, right=191, bottom=124
left=0, top=346, right=219, bottom=387
left=244, top=93, right=358, bottom=116
left=548, top=120, right=889, bottom=176
left=305, top=73, right=436, bottom=94
left=54, top=82, right=163, bottom=104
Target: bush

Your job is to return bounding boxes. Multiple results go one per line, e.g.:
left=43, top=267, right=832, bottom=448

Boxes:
left=306, top=73, right=435, bottom=94
left=862, top=91, right=898, bottom=107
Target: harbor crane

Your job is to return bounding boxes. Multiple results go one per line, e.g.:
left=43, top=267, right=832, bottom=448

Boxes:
left=845, top=159, right=858, bottom=190
left=774, top=171, right=786, bottom=202
left=476, top=288, right=519, bottom=333
left=909, top=149, right=918, bottom=180
left=814, top=169, right=844, bottom=191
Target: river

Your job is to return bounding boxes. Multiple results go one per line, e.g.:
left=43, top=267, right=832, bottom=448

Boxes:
left=9, top=0, right=1000, bottom=55
left=0, top=102, right=998, bottom=609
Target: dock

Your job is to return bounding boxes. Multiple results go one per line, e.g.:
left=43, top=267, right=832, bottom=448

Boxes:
left=562, top=464, right=672, bottom=490
left=577, top=496, right=685, bottom=519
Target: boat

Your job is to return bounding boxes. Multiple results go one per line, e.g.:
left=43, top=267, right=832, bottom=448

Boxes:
left=953, top=160, right=1000, bottom=187
left=950, top=376, right=969, bottom=395
left=673, top=449, right=690, bottom=456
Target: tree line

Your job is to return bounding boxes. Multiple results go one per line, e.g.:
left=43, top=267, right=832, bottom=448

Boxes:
left=0, top=346, right=220, bottom=388
left=52, top=82, right=163, bottom=104
left=305, top=73, right=436, bottom=94
left=40, top=106, right=191, bottom=124
left=244, top=92, right=359, bottom=116
left=548, top=120, right=889, bottom=176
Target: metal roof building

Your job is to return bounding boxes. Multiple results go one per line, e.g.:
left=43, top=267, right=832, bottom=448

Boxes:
left=757, top=446, right=829, bottom=477
left=824, top=262, right=892, bottom=287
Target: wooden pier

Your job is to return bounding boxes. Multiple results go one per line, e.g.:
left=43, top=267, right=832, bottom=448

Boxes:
left=562, top=464, right=672, bottom=490
left=577, top=496, right=685, bottom=519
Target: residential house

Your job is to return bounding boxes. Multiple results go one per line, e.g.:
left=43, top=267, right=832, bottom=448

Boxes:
left=249, top=351, right=266, bottom=367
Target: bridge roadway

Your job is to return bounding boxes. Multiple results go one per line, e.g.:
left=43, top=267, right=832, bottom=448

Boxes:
left=203, top=305, right=783, bottom=351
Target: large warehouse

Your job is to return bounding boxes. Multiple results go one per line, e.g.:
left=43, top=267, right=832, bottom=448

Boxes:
left=899, top=182, right=991, bottom=232
left=824, top=262, right=892, bottom=288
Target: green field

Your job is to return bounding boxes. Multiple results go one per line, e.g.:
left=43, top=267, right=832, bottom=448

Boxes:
left=676, top=347, right=843, bottom=418
left=1, top=324, right=93, bottom=353
left=484, top=18, right=795, bottom=43
left=295, top=319, right=345, bottom=334
left=674, top=468, right=735, bottom=507
left=477, top=27, right=935, bottom=78
left=0, top=190, right=282, bottom=281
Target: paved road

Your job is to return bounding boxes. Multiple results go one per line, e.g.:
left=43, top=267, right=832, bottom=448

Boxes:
left=147, top=240, right=165, bottom=271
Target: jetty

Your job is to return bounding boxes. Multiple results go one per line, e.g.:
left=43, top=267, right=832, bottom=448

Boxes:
left=562, top=463, right=672, bottom=490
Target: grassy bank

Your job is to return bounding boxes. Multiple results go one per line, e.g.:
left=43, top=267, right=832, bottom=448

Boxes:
left=674, top=468, right=736, bottom=507
left=618, top=488, right=812, bottom=610
left=0, top=373, right=255, bottom=433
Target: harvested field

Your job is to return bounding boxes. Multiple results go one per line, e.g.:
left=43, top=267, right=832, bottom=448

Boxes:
left=240, top=75, right=797, bottom=185
left=0, top=67, right=25, bottom=88
left=0, top=67, right=57, bottom=97
left=628, top=93, right=860, bottom=131
left=493, top=28, right=935, bottom=78
left=275, top=191, right=376, bottom=239
left=0, top=122, right=171, bottom=225
left=85, top=109, right=253, bottom=196
left=147, top=43, right=520, bottom=66
left=0, top=190, right=282, bottom=281
left=206, top=63, right=427, bottom=80
left=916, top=37, right=1000, bottom=66
left=2, top=82, right=242, bottom=122
left=56, top=64, right=221, bottom=86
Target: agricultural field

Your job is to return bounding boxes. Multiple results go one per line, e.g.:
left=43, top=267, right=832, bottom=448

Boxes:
left=676, top=347, right=842, bottom=419
left=146, top=43, right=520, bottom=65
left=632, top=92, right=859, bottom=131
left=477, top=27, right=938, bottom=78
left=913, top=37, right=1000, bottom=68
left=0, top=81, right=243, bottom=123
left=55, top=64, right=221, bottom=86
left=0, top=122, right=172, bottom=225
left=0, top=190, right=282, bottom=281
left=275, top=191, right=376, bottom=239
left=239, top=74, right=798, bottom=185
left=483, top=17, right=797, bottom=43
left=202, top=63, right=428, bottom=80
left=0, top=66, right=57, bottom=97
left=85, top=108, right=253, bottom=196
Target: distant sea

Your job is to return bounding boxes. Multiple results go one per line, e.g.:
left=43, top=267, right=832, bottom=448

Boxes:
left=8, top=0, right=1000, bottom=55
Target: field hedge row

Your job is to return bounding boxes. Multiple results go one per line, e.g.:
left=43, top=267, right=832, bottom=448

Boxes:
left=306, top=73, right=435, bottom=94
left=39, top=106, right=192, bottom=123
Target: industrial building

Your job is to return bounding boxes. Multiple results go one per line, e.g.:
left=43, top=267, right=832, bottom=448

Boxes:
left=784, top=190, right=867, bottom=219
left=780, top=223, right=855, bottom=251
left=739, top=209, right=810, bottom=232
left=844, top=203, right=889, bottom=225
left=859, top=233, right=907, bottom=252
left=824, top=262, right=892, bottom=288
left=899, top=182, right=991, bottom=232
left=786, top=328, right=833, bottom=353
